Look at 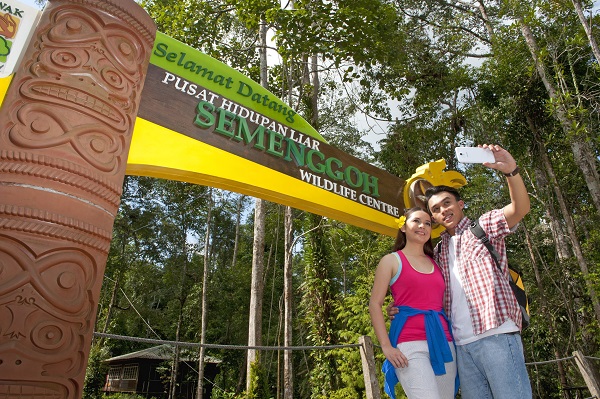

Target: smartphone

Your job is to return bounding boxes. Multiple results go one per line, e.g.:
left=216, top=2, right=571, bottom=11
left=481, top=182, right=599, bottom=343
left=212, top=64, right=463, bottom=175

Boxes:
left=455, top=147, right=496, bottom=164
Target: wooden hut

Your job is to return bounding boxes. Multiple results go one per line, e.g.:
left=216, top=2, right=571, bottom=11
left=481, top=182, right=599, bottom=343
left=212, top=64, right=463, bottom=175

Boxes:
left=103, top=345, right=221, bottom=398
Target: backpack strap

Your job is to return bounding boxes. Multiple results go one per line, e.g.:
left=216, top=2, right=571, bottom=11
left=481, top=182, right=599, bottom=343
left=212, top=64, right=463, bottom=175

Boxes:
left=470, top=220, right=530, bottom=329
left=469, top=219, right=502, bottom=273
left=434, top=240, right=442, bottom=259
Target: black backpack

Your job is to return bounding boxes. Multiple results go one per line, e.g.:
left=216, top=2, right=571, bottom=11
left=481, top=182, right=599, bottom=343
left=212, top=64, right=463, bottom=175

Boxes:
left=469, top=219, right=530, bottom=329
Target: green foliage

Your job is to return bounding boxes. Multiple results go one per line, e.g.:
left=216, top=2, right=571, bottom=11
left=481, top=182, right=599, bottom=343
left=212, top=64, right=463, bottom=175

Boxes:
left=299, top=214, right=338, bottom=398
left=328, top=387, right=361, bottom=399
left=210, top=389, right=240, bottom=399
left=332, top=273, right=375, bottom=398
left=246, top=359, right=272, bottom=399
left=141, top=0, right=262, bottom=79
left=83, top=343, right=110, bottom=399
left=100, top=394, right=155, bottom=399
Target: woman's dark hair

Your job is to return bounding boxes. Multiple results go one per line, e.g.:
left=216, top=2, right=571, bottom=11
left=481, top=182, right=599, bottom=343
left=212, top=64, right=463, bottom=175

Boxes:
left=424, top=185, right=461, bottom=211
left=392, top=207, right=434, bottom=257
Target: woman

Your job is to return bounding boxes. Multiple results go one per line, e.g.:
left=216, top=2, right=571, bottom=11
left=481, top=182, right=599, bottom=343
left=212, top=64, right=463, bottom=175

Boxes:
left=369, top=207, right=457, bottom=399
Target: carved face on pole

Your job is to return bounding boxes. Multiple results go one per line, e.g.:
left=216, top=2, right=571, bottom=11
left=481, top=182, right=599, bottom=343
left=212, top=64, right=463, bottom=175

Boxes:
left=10, top=4, right=149, bottom=173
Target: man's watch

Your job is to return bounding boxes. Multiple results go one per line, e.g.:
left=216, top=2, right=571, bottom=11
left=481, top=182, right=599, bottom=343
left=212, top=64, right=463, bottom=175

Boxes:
left=504, top=166, right=520, bottom=177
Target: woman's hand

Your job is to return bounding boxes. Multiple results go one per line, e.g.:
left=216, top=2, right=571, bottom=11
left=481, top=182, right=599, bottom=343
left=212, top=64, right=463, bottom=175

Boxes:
left=382, top=345, right=408, bottom=369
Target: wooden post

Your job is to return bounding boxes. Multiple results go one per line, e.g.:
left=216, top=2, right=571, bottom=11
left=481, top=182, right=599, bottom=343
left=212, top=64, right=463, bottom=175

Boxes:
left=360, top=335, right=381, bottom=399
left=573, top=350, right=600, bottom=398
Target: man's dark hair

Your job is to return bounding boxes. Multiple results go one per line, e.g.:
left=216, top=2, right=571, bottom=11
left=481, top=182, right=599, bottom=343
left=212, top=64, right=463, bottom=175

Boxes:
left=424, top=185, right=462, bottom=211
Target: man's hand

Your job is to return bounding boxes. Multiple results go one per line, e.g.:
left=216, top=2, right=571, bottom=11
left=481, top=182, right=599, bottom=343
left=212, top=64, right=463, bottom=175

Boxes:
left=386, top=302, right=399, bottom=320
left=480, top=144, right=517, bottom=175
left=478, top=144, right=530, bottom=228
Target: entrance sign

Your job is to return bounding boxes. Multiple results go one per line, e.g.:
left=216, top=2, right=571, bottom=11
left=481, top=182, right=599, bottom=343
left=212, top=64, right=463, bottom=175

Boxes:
left=128, top=32, right=407, bottom=236
left=0, top=26, right=468, bottom=237
left=0, top=0, right=42, bottom=106
left=0, top=0, right=41, bottom=78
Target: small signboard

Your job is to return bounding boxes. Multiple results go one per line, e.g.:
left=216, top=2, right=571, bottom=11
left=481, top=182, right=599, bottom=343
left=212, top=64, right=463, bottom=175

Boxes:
left=0, top=0, right=42, bottom=78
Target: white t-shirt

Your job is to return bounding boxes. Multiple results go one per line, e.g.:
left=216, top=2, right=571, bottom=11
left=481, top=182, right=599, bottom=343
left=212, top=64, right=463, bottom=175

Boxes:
left=448, top=236, right=519, bottom=345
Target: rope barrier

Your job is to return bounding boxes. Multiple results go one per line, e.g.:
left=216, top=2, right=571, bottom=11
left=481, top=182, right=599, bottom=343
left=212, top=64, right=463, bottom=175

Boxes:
left=525, top=356, right=574, bottom=366
left=94, top=332, right=362, bottom=351
left=95, top=332, right=597, bottom=368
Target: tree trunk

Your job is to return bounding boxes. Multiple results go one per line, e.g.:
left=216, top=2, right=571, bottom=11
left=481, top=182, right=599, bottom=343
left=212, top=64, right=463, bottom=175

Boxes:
left=571, top=0, right=600, bottom=62
left=246, top=17, right=269, bottom=392
left=100, top=234, right=128, bottom=344
left=170, top=308, right=183, bottom=399
left=310, top=54, right=319, bottom=124
left=522, top=226, right=569, bottom=394
left=519, top=19, right=600, bottom=214
left=281, top=32, right=298, bottom=398
left=528, top=132, right=570, bottom=261
left=232, top=195, right=244, bottom=269
left=570, top=139, right=600, bottom=212
left=477, top=0, right=494, bottom=39
left=302, top=49, right=338, bottom=398
left=247, top=197, right=266, bottom=391
left=170, top=246, right=188, bottom=399
left=283, top=206, right=294, bottom=399
left=101, top=274, right=120, bottom=335
left=197, top=188, right=213, bottom=399
left=526, top=114, right=600, bottom=326
left=170, top=194, right=190, bottom=399
left=303, top=213, right=335, bottom=397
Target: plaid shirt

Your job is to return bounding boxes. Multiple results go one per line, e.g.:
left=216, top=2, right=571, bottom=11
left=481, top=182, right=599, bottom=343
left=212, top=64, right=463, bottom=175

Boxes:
left=434, top=209, right=522, bottom=334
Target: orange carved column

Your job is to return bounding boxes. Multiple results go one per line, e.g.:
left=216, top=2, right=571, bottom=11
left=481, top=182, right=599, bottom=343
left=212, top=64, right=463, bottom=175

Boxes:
left=0, top=0, right=156, bottom=397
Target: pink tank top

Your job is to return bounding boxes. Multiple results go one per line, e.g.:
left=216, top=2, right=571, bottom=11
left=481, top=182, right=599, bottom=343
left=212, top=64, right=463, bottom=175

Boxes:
left=389, top=250, right=452, bottom=342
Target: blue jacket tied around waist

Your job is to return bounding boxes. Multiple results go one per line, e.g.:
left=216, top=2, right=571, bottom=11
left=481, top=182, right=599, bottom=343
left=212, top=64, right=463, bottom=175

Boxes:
left=382, top=306, right=458, bottom=399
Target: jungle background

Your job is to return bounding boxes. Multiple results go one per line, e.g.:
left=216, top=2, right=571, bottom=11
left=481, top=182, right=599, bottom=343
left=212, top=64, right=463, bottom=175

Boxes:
left=64, top=0, right=600, bottom=398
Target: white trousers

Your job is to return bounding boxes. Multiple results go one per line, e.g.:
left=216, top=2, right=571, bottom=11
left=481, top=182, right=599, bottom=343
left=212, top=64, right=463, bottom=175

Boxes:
left=395, top=340, right=457, bottom=399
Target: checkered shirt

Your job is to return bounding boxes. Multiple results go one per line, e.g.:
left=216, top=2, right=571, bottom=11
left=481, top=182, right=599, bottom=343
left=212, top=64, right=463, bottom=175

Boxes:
left=434, top=209, right=522, bottom=334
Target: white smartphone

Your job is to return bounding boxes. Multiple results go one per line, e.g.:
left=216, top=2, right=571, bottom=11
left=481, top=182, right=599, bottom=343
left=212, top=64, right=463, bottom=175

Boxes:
left=455, top=147, right=496, bottom=163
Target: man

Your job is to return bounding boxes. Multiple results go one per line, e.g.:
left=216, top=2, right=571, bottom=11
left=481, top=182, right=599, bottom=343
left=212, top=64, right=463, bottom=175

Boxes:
left=390, top=144, right=532, bottom=398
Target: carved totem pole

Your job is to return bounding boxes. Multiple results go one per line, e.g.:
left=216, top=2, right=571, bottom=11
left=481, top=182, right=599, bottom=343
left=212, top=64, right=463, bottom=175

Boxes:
left=0, top=0, right=156, bottom=396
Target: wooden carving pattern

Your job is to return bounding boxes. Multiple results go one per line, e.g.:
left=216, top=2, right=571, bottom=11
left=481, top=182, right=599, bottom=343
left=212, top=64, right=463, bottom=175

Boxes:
left=0, top=0, right=156, bottom=397
left=9, top=4, right=149, bottom=174
left=0, top=205, right=112, bottom=252
left=1, top=150, right=123, bottom=209
left=0, top=235, right=93, bottom=397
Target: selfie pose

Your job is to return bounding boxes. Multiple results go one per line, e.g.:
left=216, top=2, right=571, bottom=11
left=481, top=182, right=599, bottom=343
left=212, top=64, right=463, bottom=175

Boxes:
left=370, top=207, right=457, bottom=399
left=389, top=144, right=532, bottom=399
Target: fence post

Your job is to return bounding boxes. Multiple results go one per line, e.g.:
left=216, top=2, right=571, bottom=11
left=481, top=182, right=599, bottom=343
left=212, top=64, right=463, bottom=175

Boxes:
left=573, top=350, right=600, bottom=397
left=360, top=335, right=381, bottom=399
